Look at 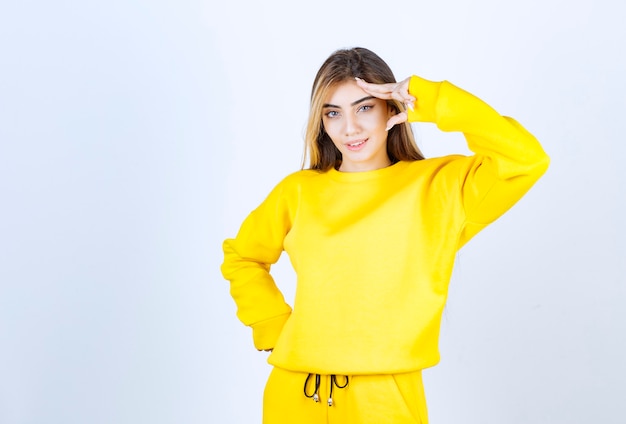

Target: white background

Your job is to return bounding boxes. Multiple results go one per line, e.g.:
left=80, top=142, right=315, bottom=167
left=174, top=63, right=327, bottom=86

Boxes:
left=1, top=0, right=624, bottom=423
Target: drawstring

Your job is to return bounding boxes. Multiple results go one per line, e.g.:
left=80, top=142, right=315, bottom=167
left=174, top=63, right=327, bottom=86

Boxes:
left=304, top=373, right=321, bottom=402
left=328, top=375, right=349, bottom=406
left=303, top=374, right=349, bottom=406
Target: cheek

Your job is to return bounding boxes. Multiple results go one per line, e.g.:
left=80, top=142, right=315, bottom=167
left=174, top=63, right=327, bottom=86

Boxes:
left=323, top=119, right=340, bottom=137
left=321, top=121, right=341, bottom=147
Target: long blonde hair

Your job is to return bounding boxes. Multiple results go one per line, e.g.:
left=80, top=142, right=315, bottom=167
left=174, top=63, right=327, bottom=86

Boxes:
left=303, top=47, right=424, bottom=171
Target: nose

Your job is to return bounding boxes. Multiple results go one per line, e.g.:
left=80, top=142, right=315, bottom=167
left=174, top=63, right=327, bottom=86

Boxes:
left=343, top=113, right=360, bottom=136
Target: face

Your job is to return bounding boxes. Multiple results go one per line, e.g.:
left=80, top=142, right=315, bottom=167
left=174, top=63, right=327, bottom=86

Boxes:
left=322, top=80, right=393, bottom=172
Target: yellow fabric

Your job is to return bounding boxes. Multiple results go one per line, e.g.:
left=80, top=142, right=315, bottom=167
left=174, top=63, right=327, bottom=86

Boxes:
left=221, top=76, right=549, bottom=374
left=263, top=368, right=427, bottom=424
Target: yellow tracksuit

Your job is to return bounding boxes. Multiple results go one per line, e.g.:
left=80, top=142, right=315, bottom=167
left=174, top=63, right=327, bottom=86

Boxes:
left=221, top=76, right=549, bottom=423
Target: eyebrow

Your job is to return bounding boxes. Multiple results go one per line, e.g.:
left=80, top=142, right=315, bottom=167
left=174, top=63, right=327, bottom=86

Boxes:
left=322, top=95, right=376, bottom=109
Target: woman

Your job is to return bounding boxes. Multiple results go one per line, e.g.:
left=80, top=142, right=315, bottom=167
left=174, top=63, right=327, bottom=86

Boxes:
left=221, top=47, right=549, bottom=424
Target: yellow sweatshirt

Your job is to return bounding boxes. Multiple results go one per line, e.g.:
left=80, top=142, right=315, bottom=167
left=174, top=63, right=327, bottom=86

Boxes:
left=221, top=76, right=549, bottom=375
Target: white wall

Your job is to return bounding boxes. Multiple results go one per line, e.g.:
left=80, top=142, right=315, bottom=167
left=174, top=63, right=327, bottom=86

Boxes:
left=1, top=0, right=624, bottom=423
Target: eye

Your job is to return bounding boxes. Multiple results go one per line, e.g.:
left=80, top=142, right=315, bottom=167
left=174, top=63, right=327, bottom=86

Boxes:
left=358, top=104, right=373, bottom=112
left=325, top=110, right=339, bottom=118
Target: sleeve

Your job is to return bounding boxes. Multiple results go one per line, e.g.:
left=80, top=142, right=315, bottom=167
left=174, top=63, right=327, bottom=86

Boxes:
left=407, top=76, right=550, bottom=246
left=220, top=177, right=295, bottom=350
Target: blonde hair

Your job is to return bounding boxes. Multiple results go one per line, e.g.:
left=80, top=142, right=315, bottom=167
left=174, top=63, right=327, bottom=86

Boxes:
left=303, top=47, right=424, bottom=171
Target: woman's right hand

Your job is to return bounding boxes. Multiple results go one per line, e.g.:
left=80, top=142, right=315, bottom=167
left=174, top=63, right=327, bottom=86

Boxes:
left=355, top=76, right=415, bottom=130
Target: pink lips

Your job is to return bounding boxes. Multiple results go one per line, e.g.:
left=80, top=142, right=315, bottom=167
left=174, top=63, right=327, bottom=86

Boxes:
left=345, top=139, right=368, bottom=151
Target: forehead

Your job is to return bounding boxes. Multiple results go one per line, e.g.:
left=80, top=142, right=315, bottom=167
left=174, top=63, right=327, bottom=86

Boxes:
left=324, top=80, right=371, bottom=106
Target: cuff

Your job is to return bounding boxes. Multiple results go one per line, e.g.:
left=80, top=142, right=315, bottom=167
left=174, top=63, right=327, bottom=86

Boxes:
left=407, top=75, right=442, bottom=123
left=251, top=313, right=291, bottom=351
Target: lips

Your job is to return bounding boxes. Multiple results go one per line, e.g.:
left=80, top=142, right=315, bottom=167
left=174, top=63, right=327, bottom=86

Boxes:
left=346, top=139, right=368, bottom=151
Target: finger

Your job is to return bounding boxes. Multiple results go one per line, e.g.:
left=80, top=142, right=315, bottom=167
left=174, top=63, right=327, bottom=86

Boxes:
left=405, top=99, right=415, bottom=112
left=396, top=77, right=415, bottom=106
left=384, top=89, right=414, bottom=113
left=395, top=79, right=416, bottom=104
left=356, top=77, right=415, bottom=111
left=385, top=111, right=408, bottom=131
left=355, top=77, right=396, bottom=99
left=359, top=77, right=415, bottom=105
left=390, top=90, right=415, bottom=106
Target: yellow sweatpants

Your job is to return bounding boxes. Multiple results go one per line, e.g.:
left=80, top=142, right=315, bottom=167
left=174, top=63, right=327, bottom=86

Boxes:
left=263, top=367, right=428, bottom=424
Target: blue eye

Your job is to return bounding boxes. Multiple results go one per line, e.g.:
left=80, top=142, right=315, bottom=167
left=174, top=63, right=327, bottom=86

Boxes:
left=358, top=104, right=373, bottom=112
left=325, top=110, right=339, bottom=118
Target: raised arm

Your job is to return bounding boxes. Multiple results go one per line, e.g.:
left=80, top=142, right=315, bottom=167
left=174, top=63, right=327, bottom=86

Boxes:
left=357, top=75, right=550, bottom=246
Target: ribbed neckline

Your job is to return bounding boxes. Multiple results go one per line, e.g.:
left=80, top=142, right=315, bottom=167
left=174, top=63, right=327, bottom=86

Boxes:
left=327, top=161, right=409, bottom=182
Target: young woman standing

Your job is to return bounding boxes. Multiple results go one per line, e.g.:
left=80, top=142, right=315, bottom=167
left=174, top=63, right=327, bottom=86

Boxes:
left=221, top=47, right=549, bottom=424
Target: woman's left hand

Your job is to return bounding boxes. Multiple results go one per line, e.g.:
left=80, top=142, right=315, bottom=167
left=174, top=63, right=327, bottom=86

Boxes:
left=355, top=76, right=414, bottom=130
